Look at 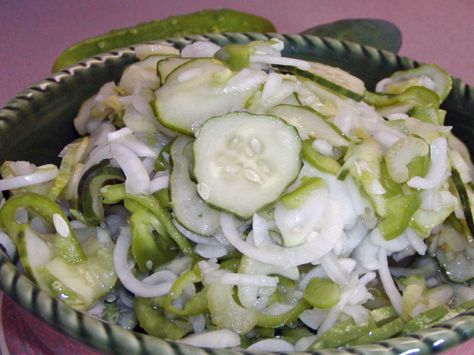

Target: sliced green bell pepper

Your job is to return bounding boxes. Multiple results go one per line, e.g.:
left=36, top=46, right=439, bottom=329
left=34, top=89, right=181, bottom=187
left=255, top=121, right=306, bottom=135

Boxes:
left=0, top=192, right=86, bottom=263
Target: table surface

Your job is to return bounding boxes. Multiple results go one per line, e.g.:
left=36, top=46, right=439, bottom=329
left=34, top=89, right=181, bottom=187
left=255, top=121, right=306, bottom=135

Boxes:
left=1, top=1, right=474, bottom=354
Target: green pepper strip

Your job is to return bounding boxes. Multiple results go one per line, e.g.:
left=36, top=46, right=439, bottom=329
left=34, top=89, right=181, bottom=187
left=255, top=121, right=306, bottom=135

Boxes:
left=364, top=86, right=439, bottom=109
left=256, top=298, right=310, bottom=328
left=310, top=318, right=374, bottom=350
left=0, top=193, right=86, bottom=263
left=130, top=209, right=176, bottom=272
left=350, top=317, right=404, bottom=345
left=134, top=297, right=188, bottom=340
left=214, top=43, right=250, bottom=71
left=280, top=177, right=325, bottom=209
left=302, top=139, right=341, bottom=175
left=163, top=267, right=207, bottom=316
left=403, top=305, right=449, bottom=334
left=100, top=184, right=194, bottom=258
left=379, top=192, right=421, bottom=241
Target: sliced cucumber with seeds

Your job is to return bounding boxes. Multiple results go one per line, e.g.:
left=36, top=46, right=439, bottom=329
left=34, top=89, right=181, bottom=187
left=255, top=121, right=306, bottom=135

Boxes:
left=377, top=64, right=452, bottom=102
left=153, top=58, right=258, bottom=135
left=157, top=57, right=190, bottom=84
left=274, top=64, right=366, bottom=101
left=385, top=136, right=429, bottom=183
left=193, top=112, right=302, bottom=218
left=18, top=226, right=116, bottom=310
left=269, top=104, right=349, bottom=147
left=170, top=136, right=220, bottom=236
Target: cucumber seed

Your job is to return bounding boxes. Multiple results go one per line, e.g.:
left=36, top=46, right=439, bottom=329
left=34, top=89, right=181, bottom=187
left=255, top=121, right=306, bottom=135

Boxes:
left=250, top=137, right=262, bottom=153
left=244, top=169, right=261, bottom=183
left=197, top=182, right=210, bottom=200
left=53, top=213, right=69, bottom=238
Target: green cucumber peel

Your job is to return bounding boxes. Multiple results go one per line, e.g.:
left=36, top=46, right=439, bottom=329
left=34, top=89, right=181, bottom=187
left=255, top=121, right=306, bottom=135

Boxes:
left=77, top=160, right=125, bottom=226
left=274, top=65, right=364, bottom=101
left=451, top=168, right=474, bottom=239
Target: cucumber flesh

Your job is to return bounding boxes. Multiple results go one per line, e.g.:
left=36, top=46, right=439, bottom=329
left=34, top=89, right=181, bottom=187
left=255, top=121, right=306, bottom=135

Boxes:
left=193, top=112, right=302, bottom=218
left=157, top=57, right=191, bottom=84
left=274, top=64, right=366, bottom=101
left=377, top=64, right=452, bottom=102
left=270, top=104, right=349, bottom=147
left=154, top=58, right=259, bottom=135
left=170, top=136, right=220, bottom=236
left=45, top=236, right=116, bottom=308
left=18, top=226, right=116, bottom=310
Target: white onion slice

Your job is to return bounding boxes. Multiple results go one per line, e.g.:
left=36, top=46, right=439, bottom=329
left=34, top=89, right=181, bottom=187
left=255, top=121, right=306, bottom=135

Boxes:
left=83, top=143, right=151, bottom=195
left=299, top=308, right=327, bottom=330
left=408, top=137, right=449, bottom=189
left=179, top=329, right=240, bottom=349
left=252, top=213, right=273, bottom=247
left=107, top=127, right=133, bottom=142
left=149, top=175, right=169, bottom=193
left=217, top=273, right=278, bottom=287
left=378, top=249, right=402, bottom=313
left=0, top=164, right=58, bottom=191
left=141, top=270, right=177, bottom=285
left=195, top=244, right=227, bottom=259
left=223, top=68, right=267, bottom=94
left=181, top=41, right=221, bottom=58
left=295, top=335, right=318, bottom=351
left=113, top=227, right=173, bottom=297
left=247, top=339, right=294, bottom=352
left=221, top=200, right=343, bottom=267
left=406, top=229, right=427, bottom=255
left=250, top=54, right=310, bottom=70
left=173, top=222, right=221, bottom=246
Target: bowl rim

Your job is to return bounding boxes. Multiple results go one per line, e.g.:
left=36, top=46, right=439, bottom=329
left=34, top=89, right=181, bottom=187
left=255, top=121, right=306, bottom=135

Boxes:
left=0, top=32, right=473, bottom=355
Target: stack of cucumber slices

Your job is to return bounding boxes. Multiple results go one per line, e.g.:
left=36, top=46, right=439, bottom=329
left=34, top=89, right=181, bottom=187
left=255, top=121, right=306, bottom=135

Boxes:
left=0, top=37, right=473, bottom=351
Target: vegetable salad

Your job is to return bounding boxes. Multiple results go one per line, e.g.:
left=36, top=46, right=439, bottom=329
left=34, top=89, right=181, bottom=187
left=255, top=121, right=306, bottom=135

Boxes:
left=0, top=38, right=473, bottom=351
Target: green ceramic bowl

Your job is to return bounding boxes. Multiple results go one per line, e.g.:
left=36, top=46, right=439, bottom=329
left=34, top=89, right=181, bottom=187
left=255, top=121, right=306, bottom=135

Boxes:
left=0, top=33, right=473, bottom=354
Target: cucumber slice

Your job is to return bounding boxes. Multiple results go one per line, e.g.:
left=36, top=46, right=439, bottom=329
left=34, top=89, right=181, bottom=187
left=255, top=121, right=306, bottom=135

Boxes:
left=18, top=226, right=54, bottom=289
left=274, top=64, right=366, bottom=101
left=45, top=236, right=116, bottom=308
left=18, top=226, right=116, bottom=310
left=156, top=57, right=190, bottom=84
left=170, top=136, right=220, bottom=236
left=78, top=160, right=125, bottom=226
left=384, top=136, right=429, bottom=183
left=153, top=58, right=258, bottom=135
left=377, top=64, right=452, bottom=102
left=193, top=112, right=302, bottom=218
left=269, top=104, right=349, bottom=147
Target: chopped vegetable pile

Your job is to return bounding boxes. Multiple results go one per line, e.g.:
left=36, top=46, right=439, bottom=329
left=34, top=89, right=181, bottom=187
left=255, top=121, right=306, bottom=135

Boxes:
left=0, top=38, right=473, bottom=351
